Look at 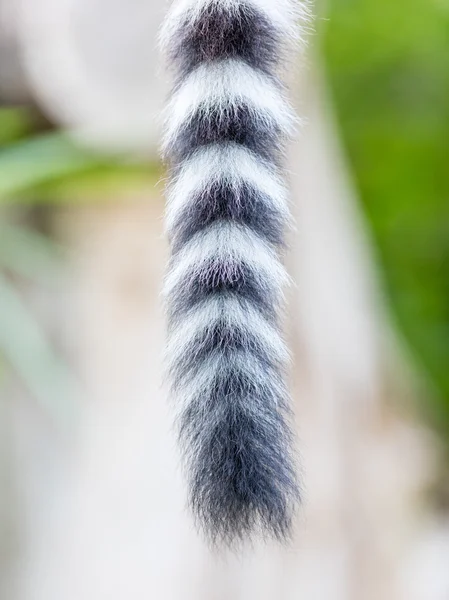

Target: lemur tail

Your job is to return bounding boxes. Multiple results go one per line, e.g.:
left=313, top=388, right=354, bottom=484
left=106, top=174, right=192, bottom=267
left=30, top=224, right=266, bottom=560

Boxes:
left=161, top=0, right=306, bottom=545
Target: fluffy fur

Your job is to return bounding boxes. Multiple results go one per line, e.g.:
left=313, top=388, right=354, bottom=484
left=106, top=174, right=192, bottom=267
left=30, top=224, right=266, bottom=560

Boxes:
left=161, top=0, right=305, bottom=545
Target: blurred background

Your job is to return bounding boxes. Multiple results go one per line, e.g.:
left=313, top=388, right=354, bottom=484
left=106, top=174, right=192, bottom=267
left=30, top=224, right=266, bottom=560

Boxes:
left=0, top=0, right=448, bottom=598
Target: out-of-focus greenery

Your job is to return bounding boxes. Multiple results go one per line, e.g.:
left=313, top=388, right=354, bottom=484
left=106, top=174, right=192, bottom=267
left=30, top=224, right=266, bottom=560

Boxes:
left=0, top=106, right=159, bottom=427
left=322, top=0, right=449, bottom=439
left=0, top=224, right=76, bottom=428
left=0, top=108, right=160, bottom=204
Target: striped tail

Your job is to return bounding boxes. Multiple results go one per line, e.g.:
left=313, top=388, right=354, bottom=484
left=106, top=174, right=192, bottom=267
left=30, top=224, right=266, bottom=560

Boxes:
left=161, top=0, right=305, bottom=545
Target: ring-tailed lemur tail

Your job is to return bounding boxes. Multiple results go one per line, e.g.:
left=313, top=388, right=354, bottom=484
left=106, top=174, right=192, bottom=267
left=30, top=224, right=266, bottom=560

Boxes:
left=161, top=0, right=307, bottom=545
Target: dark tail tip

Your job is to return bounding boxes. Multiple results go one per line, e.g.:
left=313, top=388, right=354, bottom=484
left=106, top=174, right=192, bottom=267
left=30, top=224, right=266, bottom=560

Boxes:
left=180, top=366, right=300, bottom=546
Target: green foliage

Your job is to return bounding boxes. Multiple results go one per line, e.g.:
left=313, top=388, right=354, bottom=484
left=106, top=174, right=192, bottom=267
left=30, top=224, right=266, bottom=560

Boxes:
left=0, top=107, right=33, bottom=145
left=0, top=223, right=77, bottom=428
left=0, top=125, right=160, bottom=204
left=322, top=0, right=449, bottom=436
left=0, top=106, right=159, bottom=427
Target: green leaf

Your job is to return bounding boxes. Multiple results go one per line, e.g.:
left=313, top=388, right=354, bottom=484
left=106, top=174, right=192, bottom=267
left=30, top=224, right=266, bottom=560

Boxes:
left=0, top=132, right=162, bottom=204
left=0, top=275, right=78, bottom=429
left=0, top=133, right=102, bottom=201
left=0, top=107, right=32, bottom=145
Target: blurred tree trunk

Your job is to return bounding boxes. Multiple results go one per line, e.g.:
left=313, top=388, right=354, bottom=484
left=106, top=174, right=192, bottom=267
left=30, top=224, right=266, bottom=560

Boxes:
left=286, top=60, right=433, bottom=600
